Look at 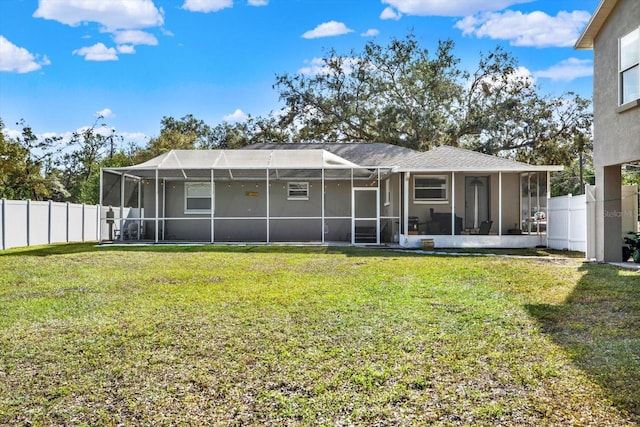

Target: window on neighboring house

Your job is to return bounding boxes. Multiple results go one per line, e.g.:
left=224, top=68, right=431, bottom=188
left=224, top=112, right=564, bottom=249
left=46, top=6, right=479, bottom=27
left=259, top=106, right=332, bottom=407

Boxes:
left=414, top=175, right=448, bottom=203
left=184, top=182, right=211, bottom=214
left=620, top=28, right=640, bottom=105
left=287, top=182, right=309, bottom=200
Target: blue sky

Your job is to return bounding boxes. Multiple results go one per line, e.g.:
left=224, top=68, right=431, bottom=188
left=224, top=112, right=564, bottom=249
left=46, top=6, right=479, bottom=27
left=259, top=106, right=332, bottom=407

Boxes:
left=0, top=0, right=600, bottom=148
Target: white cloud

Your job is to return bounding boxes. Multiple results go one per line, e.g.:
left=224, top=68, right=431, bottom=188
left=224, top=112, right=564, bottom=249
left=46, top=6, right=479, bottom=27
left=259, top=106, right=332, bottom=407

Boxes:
left=455, top=10, right=592, bottom=47
left=299, top=58, right=328, bottom=75
left=302, top=21, right=354, bottom=39
left=223, top=109, right=249, bottom=122
left=469, top=65, right=536, bottom=92
left=361, top=29, right=380, bottom=37
left=380, top=7, right=402, bottom=20
left=533, top=58, right=593, bottom=82
left=0, top=36, right=50, bottom=73
left=73, top=43, right=118, bottom=61
left=298, top=57, right=360, bottom=76
left=96, top=108, right=115, bottom=119
left=117, top=45, right=136, bottom=54
left=248, top=0, right=268, bottom=5
left=182, top=0, right=233, bottom=13
left=113, top=30, right=158, bottom=46
left=381, top=0, right=532, bottom=17
left=33, top=0, right=164, bottom=31
left=121, top=132, right=150, bottom=146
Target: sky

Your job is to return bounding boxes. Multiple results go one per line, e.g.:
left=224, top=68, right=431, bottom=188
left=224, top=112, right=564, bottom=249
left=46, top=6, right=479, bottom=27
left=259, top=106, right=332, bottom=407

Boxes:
left=0, top=0, right=600, bottom=149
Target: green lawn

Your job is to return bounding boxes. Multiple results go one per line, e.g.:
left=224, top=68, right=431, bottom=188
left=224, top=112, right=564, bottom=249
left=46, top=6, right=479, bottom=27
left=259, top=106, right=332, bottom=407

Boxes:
left=0, top=243, right=638, bottom=426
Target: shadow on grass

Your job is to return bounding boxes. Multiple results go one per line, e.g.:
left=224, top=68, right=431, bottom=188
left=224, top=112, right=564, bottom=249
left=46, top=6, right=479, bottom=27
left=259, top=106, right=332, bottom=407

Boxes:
left=0, top=242, right=418, bottom=258
left=2, top=241, right=585, bottom=260
left=526, top=263, right=640, bottom=421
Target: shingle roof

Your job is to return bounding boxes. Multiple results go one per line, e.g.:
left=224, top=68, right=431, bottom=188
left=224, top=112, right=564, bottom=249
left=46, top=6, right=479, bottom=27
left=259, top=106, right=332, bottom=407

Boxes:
left=393, top=145, right=562, bottom=172
left=244, top=142, right=418, bottom=167
left=105, top=142, right=561, bottom=178
left=245, top=143, right=562, bottom=172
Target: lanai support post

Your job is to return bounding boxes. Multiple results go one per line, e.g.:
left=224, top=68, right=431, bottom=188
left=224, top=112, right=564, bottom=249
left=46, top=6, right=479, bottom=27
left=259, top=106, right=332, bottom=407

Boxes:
left=154, top=169, right=159, bottom=243
left=321, top=168, right=325, bottom=244
left=403, top=172, right=410, bottom=246
left=211, top=169, right=215, bottom=244
left=451, top=172, right=456, bottom=238
left=498, top=172, right=503, bottom=236
left=266, top=168, right=270, bottom=244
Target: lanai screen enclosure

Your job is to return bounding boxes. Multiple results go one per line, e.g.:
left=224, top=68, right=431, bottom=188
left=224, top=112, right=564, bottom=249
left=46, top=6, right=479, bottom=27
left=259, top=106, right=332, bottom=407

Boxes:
left=100, top=144, right=561, bottom=248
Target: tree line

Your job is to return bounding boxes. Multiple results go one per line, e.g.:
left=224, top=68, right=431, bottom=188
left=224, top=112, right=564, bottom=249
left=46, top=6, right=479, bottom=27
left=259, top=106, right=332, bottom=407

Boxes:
left=1, top=34, right=598, bottom=204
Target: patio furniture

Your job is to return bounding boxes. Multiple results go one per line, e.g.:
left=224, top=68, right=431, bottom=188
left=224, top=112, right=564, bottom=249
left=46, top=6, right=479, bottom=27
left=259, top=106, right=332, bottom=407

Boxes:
left=477, top=220, right=492, bottom=235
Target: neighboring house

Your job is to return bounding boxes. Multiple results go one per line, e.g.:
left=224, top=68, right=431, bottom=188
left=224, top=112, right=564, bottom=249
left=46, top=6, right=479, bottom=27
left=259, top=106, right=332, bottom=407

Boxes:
left=576, top=0, right=640, bottom=261
left=101, top=143, right=561, bottom=248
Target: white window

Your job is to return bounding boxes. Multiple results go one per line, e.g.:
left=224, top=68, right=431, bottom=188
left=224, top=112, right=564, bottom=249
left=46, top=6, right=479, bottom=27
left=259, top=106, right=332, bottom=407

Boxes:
left=414, top=175, right=448, bottom=203
left=620, top=28, right=640, bottom=105
left=287, top=182, right=309, bottom=200
left=184, top=182, right=211, bottom=214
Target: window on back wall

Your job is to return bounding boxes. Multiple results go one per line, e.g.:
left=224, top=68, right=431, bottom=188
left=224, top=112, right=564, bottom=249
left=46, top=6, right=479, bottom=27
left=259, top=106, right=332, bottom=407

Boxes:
left=184, top=182, right=211, bottom=214
left=620, top=28, right=640, bottom=105
left=287, top=182, right=309, bottom=200
left=414, top=175, right=448, bottom=203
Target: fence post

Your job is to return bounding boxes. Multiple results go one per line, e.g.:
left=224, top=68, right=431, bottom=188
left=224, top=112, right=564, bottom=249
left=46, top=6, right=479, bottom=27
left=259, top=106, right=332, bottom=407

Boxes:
left=567, top=194, right=572, bottom=251
left=66, top=202, right=70, bottom=243
left=96, top=204, right=101, bottom=242
left=81, top=204, right=85, bottom=242
left=1, top=198, right=5, bottom=251
left=26, top=199, right=31, bottom=247
left=48, top=200, right=52, bottom=245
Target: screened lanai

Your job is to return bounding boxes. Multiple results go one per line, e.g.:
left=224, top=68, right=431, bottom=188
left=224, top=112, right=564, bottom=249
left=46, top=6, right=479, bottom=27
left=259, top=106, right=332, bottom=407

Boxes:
left=100, top=149, right=397, bottom=245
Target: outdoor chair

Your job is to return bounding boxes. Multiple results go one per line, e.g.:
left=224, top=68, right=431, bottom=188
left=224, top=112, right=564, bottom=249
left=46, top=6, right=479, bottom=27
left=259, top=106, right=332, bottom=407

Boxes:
left=478, top=220, right=492, bottom=235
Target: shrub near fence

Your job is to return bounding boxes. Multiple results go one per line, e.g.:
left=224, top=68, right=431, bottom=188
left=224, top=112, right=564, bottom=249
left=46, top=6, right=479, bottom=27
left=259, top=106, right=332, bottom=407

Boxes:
left=0, top=199, right=100, bottom=250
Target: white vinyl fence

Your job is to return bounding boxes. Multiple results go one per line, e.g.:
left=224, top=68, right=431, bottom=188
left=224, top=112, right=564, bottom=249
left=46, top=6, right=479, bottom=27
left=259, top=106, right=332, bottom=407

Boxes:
left=547, top=193, right=587, bottom=252
left=0, top=199, right=100, bottom=250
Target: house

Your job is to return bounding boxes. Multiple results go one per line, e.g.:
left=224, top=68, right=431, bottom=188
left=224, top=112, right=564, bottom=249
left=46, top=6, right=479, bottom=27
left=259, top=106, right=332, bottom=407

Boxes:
left=576, top=0, right=640, bottom=261
left=100, top=143, right=561, bottom=248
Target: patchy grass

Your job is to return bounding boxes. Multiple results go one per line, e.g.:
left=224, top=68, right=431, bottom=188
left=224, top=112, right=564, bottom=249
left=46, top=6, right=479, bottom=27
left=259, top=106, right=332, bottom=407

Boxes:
left=0, top=243, right=638, bottom=426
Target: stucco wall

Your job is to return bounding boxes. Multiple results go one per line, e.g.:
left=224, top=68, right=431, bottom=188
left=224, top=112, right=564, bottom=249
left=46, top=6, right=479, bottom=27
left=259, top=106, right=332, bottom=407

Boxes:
left=593, top=0, right=640, bottom=168
left=592, top=0, right=640, bottom=260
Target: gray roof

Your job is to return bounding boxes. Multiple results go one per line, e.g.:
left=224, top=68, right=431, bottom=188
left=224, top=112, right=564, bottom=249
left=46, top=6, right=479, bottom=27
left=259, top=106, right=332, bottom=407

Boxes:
left=245, top=143, right=562, bottom=172
left=393, top=145, right=563, bottom=172
left=104, top=142, right=562, bottom=178
left=244, top=142, right=418, bottom=167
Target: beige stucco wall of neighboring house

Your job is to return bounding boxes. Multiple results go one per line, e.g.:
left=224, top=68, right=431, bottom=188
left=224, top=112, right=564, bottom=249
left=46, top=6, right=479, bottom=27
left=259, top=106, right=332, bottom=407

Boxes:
left=592, top=0, right=640, bottom=261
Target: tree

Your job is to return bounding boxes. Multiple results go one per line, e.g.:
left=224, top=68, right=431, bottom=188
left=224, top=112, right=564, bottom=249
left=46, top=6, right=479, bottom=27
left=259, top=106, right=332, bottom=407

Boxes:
left=0, top=118, right=60, bottom=200
left=57, top=118, right=115, bottom=203
left=272, top=34, right=592, bottom=166
left=275, top=35, right=464, bottom=150
left=133, top=114, right=215, bottom=163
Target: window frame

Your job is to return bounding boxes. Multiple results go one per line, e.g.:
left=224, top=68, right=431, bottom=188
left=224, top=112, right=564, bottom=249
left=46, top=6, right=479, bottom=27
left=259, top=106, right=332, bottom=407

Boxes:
left=184, top=182, right=212, bottom=214
left=287, top=182, right=309, bottom=201
left=413, top=175, right=449, bottom=204
left=619, top=27, right=640, bottom=106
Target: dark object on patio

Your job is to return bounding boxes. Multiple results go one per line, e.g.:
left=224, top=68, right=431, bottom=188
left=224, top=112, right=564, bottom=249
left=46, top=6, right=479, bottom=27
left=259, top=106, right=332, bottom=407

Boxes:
left=478, top=220, right=492, bottom=235
left=427, top=209, right=463, bottom=235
